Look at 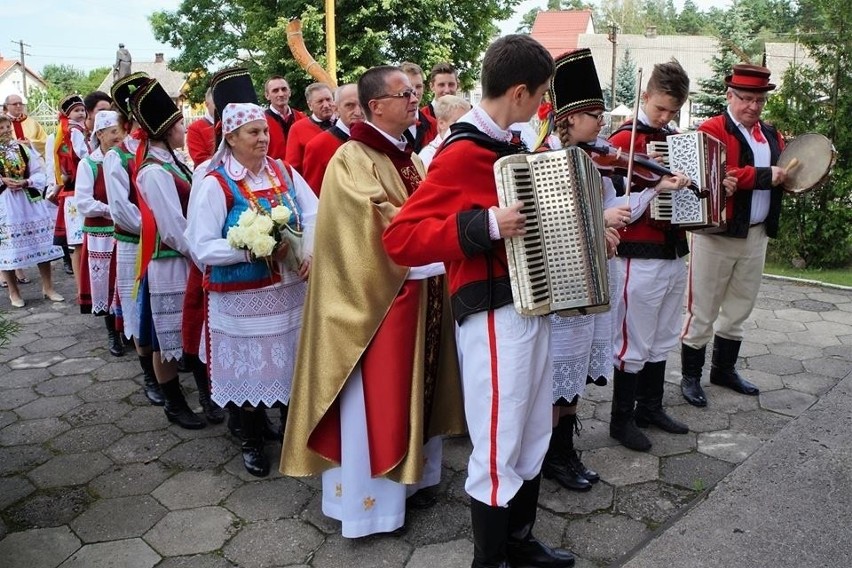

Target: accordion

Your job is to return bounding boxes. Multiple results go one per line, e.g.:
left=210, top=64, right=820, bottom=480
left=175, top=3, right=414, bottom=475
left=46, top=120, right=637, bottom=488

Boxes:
left=648, top=131, right=727, bottom=234
left=494, top=148, right=609, bottom=317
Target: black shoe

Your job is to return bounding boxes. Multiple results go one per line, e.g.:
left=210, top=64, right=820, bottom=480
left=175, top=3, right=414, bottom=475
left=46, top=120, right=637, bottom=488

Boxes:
left=709, top=336, right=759, bottom=395
left=566, top=449, right=599, bottom=484
left=139, top=354, right=165, bottom=406
left=239, top=408, right=270, bottom=477
left=635, top=361, right=689, bottom=434
left=63, top=259, right=74, bottom=275
left=681, top=344, right=708, bottom=406
left=681, top=375, right=707, bottom=407
left=507, top=476, right=575, bottom=568
left=610, top=368, right=651, bottom=452
left=161, top=377, right=205, bottom=430
left=105, top=315, right=125, bottom=357
left=541, top=415, right=592, bottom=492
left=189, top=354, right=225, bottom=424
left=407, top=487, right=439, bottom=509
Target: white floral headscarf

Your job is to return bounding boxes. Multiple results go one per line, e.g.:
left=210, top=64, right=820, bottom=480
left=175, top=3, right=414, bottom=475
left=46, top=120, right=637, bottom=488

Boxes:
left=207, top=103, right=267, bottom=172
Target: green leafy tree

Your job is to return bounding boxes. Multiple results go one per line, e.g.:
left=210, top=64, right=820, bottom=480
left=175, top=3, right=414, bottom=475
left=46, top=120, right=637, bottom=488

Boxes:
left=640, top=0, right=677, bottom=35
left=40, top=64, right=112, bottom=98
left=614, top=47, right=637, bottom=107
left=675, top=0, right=707, bottom=34
left=151, top=0, right=521, bottom=106
left=763, top=0, right=852, bottom=268
left=597, top=0, right=645, bottom=34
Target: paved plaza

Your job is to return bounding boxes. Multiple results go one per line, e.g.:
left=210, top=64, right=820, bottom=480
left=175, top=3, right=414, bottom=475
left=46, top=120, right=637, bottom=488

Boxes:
left=1, top=267, right=850, bottom=568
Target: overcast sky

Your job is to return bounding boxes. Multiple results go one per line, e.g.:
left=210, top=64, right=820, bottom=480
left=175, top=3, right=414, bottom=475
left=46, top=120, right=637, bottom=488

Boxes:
left=3, top=0, right=732, bottom=74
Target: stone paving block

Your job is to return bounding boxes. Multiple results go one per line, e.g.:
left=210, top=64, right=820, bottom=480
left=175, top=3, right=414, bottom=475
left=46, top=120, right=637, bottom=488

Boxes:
left=78, top=379, right=141, bottom=403
left=766, top=342, right=823, bottom=361
left=61, top=340, right=103, bottom=359
left=145, top=506, right=236, bottom=556
left=0, top=444, right=53, bottom=475
left=661, top=404, right=730, bottom=433
left=786, top=330, right=841, bottom=347
left=442, top=436, right=472, bottom=473
left=92, top=359, right=144, bottom=382
left=311, top=533, right=413, bottom=568
left=403, top=498, right=471, bottom=547
left=8, top=353, right=65, bottom=370
left=115, top=405, right=170, bottom=433
left=803, top=356, right=852, bottom=379
left=660, top=452, right=735, bottom=491
left=582, top=382, right=613, bottom=404
left=58, top=538, right=161, bottom=568
left=15, top=394, right=83, bottom=420
left=223, top=452, right=283, bottom=483
left=300, top=492, right=341, bottom=535
left=644, top=430, right=697, bottom=457
left=89, top=462, right=174, bottom=499
left=49, top=356, right=107, bottom=377
left=756, top=317, right=807, bottom=333
left=760, top=288, right=807, bottom=302
left=156, top=554, right=237, bottom=568
left=7, top=487, right=94, bottom=529
left=50, top=424, right=124, bottom=454
left=0, top=387, right=38, bottom=410
left=582, top=446, right=659, bottom=487
left=743, top=328, right=789, bottom=345
left=823, top=344, right=852, bottom=361
left=565, top=513, right=651, bottom=565
left=0, top=525, right=82, bottom=568
left=224, top=519, right=324, bottom=568
left=28, top=452, right=113, bottom=489
left=806, top=292, right=850, bottom=305
left=171, top=419, right=229, bottom=440
left=104, top=430, right=181, bottom=464
left=773, top=308, right=824, bottom=323
left=24, top=335, right=78, bottom=353
left=803, top=320, right=852, bottom=337
left=839, top=333, right=852, bottom=344
left=744, top=354, right=803, bottom=376
left=223, top=475, right=313, bottom=521
left=36, top=323, right=91, bottom=339
left=781, top=372, right=841, bottom=397
left=728, top=409, right=792, bottom=440
left=737, top=341, right=769, bottom=357
left=0, top=475, right=35, bottom=510
left=791, top=299, right=837, bottom=312
left=17, top=311, right=66, bottom=324
left=759, top=388, right=818, bottom=417
left=5, top=332, right=41, bottom=349
left=822, top=310, right=852, bottom=326
left=3, top=367, right=52, bottom=389
left=697, top=430, right=764, bottom=464
left=539, top=478, right=614, bottom=515
left=159, top=436, right=239, bottom=470
left=405, top=538, right=471, bottom=568
left=735, top=369, right=785, bottom=392
left=701, top=385, right=761, bottom=413
left=33, top=375, right=93, bottom=397
left=63, top=400, right=133, bottom=427
left=0, top=416, right=70, bottom=445
left=71, top=495, right=167, bottom=543
left=755, top=297, right=792, bottom=310
left=616, top=480, right=696, bottom=526
left=153, top=470, right=241, bottom=510
left=0, top=344, right=26, bottom=363
left=574, top=418, right=620, bottom=452
left=0, top=409, right=16, bottom=430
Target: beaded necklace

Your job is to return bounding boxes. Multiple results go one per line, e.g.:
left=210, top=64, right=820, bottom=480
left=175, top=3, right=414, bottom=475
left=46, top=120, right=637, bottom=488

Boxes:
left=0, top=142, right=26, bottom=179
left=235, top=167, right=302, bottom=231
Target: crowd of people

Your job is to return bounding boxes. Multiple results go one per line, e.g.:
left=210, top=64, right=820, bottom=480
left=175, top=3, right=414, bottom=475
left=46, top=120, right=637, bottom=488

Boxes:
left=0, top=33, right=788, bottom=567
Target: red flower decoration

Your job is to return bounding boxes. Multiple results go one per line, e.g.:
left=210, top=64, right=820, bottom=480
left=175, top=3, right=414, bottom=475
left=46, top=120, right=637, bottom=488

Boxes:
left=537, top=102, right=553, bottom=121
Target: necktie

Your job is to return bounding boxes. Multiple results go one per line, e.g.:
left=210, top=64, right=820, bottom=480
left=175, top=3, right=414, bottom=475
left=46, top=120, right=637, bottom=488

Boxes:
left=751, top=124, right=766, bottom=144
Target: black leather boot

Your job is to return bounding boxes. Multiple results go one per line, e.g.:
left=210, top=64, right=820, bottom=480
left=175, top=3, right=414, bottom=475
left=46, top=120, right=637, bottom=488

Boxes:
left=470, top=498, right=511, bottom=568
left=259, top=407, right=282, bottom=441
left=239, top=408, right=270, bottom=477
left=507, top=476, right=575, bottom=568
left=227, top=407, right=241, bottom=437
left=105, top=315, right=125, bottom=357
left=564, top=415, right=599, bottom=483
left=161, top=376, right=205, bottom=430
left=709, top=336, right=759, bottom=395
left=139, top=354, right=164, bottom=406
left=610, top=368, right=651, bottom=452
left=635, top=361, right=689, bottom=434
left=681, top=344, right=708, bottom=407
left=62, top=247, right=73, bottom=275
left=189, top=354, right=225, bottom=424
left=542, top=415, right=591, bottom=492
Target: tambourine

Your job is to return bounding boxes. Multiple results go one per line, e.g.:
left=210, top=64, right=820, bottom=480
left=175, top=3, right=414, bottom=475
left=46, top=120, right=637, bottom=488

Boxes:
left=776, top=133, right=836, bottom=195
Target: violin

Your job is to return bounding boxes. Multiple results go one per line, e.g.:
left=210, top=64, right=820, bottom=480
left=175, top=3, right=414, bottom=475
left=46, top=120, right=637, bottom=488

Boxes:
left=579, top=139, right=708, bottom=198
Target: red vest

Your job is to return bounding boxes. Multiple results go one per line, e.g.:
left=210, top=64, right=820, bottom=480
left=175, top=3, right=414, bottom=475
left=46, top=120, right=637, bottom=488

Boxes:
left=81, top=159, right=112, bottom=230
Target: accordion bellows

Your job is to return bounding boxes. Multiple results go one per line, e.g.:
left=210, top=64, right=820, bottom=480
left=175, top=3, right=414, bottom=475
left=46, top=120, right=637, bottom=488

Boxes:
left=495, top=148, right=610, bottom=317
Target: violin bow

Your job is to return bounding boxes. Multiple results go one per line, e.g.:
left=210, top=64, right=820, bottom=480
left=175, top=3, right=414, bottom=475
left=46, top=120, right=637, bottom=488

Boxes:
left=624, top=67, right=643, bottom=197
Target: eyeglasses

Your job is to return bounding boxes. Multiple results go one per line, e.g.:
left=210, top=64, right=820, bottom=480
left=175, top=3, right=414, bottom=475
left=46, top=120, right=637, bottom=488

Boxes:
left=583, top=112, right=605, bottom=123
left=373, top=90, right=417, bottom=101
left=6, top=102, right=23, bottom=106
left=731, top=91, right=767, bottom=106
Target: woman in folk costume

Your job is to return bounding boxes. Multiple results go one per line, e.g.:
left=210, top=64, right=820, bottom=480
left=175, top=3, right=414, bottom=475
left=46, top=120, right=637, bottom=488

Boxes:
left=186, top=102, right=317, bottom=476
left=75, top=110, right=126, bottom=356
left=0, top=114, right=64, bottom=308
left=53, top=94, right=89, bottom=293
left=104, top=72, right=165, bottom=406
left=128, top=79, right=205, bottom=430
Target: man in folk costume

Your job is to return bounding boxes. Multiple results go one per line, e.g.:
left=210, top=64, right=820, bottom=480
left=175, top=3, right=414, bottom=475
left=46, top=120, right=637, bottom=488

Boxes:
left=186, top=88, right=216, bottom=166
left=104, top=72, right=164, bottom=406
left=301, top=83, right=364, bottom=195
left=264, top=75, right=306, bottom=161
left=284, top=82, right=335, bottom=173
left=281, top=65, right=465, bottom=538
left=680, top=64, right=786, bottom=407
left=399, top=62, right=437, bottom=152
left=3, top=94, right=48, bottom=155
left=384, top=35, right=577, bottom=568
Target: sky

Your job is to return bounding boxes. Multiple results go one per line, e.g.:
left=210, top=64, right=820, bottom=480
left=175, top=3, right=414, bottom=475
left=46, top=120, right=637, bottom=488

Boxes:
left=3, top=0, right=733, bottom=75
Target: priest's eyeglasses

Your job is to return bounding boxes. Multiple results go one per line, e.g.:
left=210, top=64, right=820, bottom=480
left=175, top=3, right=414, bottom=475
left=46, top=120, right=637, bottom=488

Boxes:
left=731, top=90, right=767, bottom=106
left=373, top=89, right=417, bottom=101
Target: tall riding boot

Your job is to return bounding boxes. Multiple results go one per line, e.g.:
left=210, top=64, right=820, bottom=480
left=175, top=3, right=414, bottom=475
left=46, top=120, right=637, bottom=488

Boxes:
left=139, top=354, right=164, bottom=406
left=62, top=246, right=73, bottom=275
left=507, top=475, right=575, bottom=568
left=681, top=344, right=708, bottom=407
left=239, top=408, right=270, bottom=477
left=564, top=415, right=600, bottom=483
left=542, top=415, right=591, bottom=492
left=635, top=361, right=689, bottom=433
left=609, top=368, right=651, bottom=451
left=227, top=407, right=241, bottom=437
left=189, top=354, right=225, bottom=424
left=161, top=376, right=206, bottom=430
left=105, top=315, right=125, bottom=357
left=470, top=498, right=511, bottom=568
left=710, top=336, right=759, bottom=395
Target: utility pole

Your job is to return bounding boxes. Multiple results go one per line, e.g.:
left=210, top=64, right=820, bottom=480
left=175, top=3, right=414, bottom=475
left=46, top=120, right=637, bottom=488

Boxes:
left=13, top=39, right=32, bottom=95
left=607, top=24, right=618, bottom=109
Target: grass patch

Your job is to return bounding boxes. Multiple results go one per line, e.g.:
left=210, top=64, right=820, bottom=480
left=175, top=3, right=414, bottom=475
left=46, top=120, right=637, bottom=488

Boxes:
left=764, top=261, right=852, bottom=288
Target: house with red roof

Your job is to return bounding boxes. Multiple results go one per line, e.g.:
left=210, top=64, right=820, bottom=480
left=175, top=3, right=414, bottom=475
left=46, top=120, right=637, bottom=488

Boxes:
left=530, top=9, right=596, bottom=58
left=0, top=54, right=48, bottom=103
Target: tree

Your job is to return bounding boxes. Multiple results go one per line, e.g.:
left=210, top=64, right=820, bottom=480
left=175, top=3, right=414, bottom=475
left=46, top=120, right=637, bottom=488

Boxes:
left=39, top=64, right=112, bottom=100
left=640, top=0, right=677, bottom=35
left=614, top=48, right=637, bottom=107
left=763, top=0, right=852, bottom=268
left=674, top=0, right=706, bottom=35
left=597, top=0, right=645, bottom=34
left=151, top=0, right=521, bottom=106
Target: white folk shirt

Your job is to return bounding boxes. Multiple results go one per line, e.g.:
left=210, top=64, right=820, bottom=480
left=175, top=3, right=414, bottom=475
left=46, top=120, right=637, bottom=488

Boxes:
left=727, top=108, right=771, bottom=225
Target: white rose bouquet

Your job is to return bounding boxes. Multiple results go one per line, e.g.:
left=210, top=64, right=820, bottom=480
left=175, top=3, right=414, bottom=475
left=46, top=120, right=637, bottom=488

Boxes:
left=227, top=205, right=303, bottom=271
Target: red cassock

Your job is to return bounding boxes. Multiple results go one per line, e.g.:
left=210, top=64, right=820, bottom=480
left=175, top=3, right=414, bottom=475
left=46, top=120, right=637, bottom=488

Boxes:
left=185, top=118, right=215, bottom=166
left=284, top=118, right=323, bottom=173
left=301, top=128, right=348, bottom=196
left=266, top=108, right=307, bottom=161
